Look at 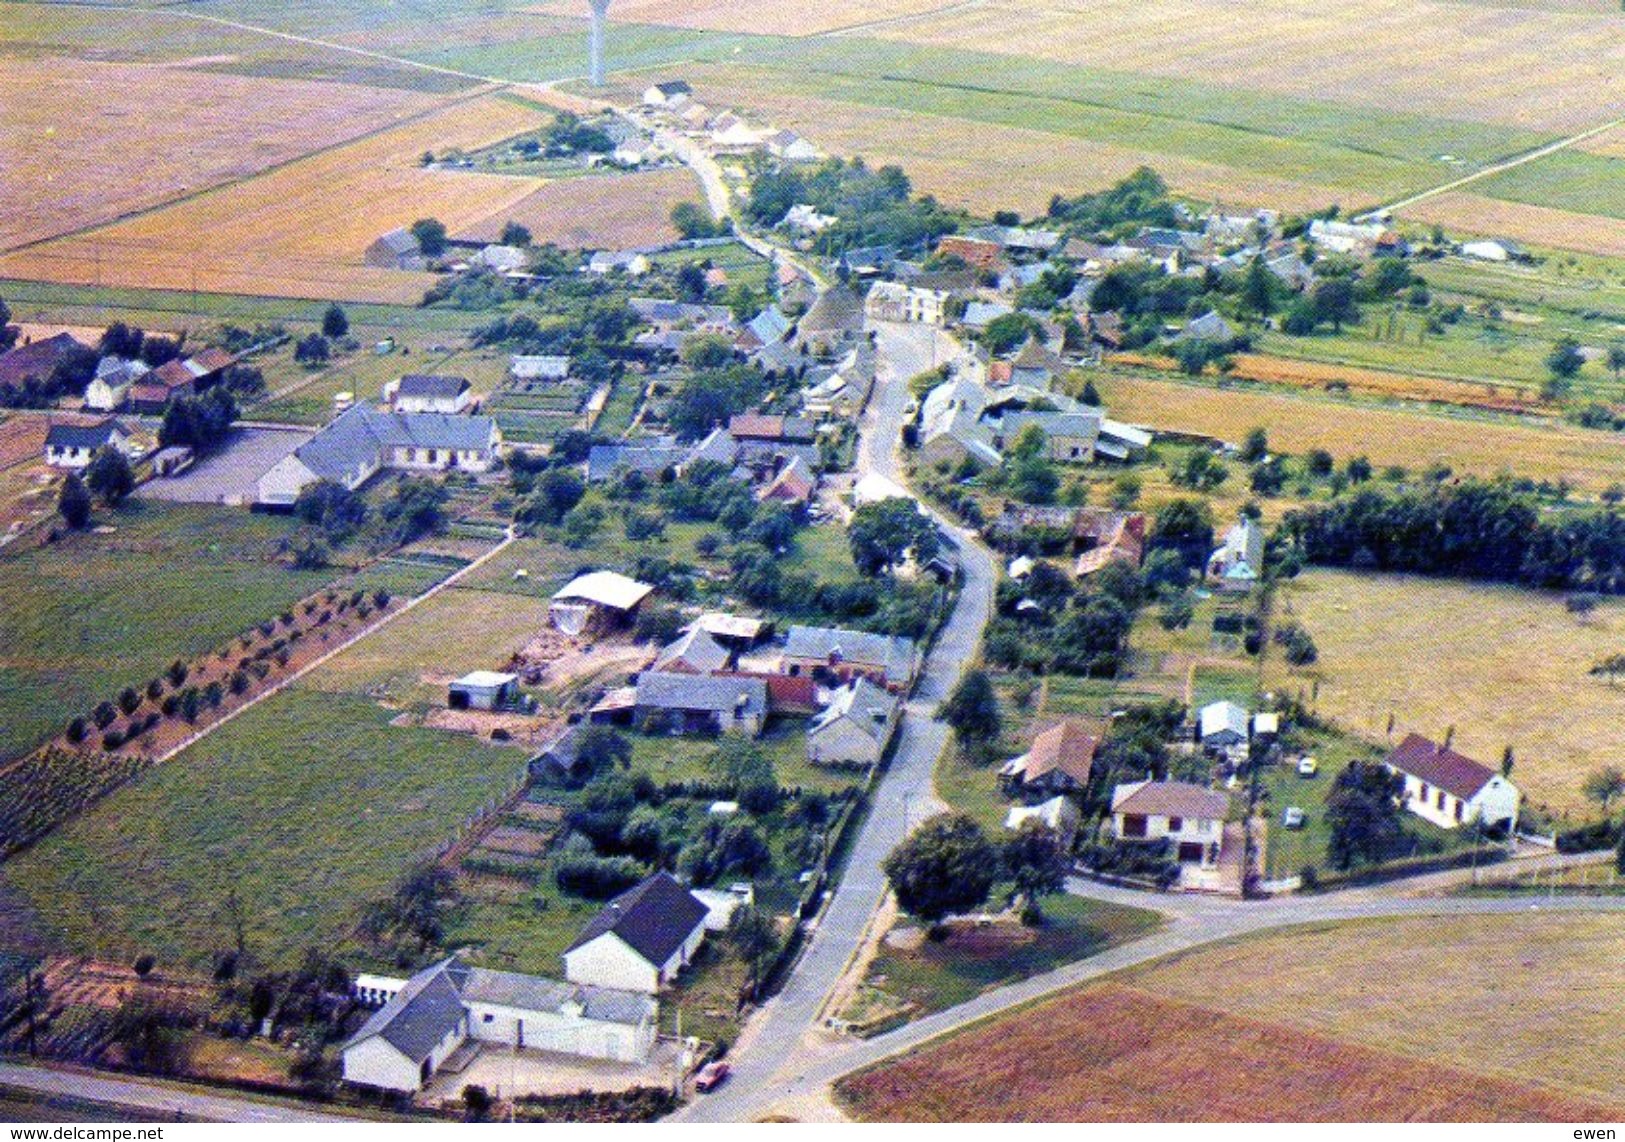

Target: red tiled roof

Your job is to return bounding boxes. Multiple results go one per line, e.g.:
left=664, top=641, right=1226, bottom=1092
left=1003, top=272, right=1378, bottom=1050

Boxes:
left=1384, top=733, right=1495, bottom=801
left=0, top=333, right=89, bottom=388
left=1020, top=720, right=1099, bottom=785
left=1113, top=780, right=1229, bottom=819
left=935, top=236, right=1002, bottom=270
left=729, top=414, right=784, bottom=440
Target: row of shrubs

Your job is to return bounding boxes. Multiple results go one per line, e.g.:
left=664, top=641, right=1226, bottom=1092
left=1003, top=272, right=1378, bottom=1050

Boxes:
left=1299, top=844, right=1509, bottom=891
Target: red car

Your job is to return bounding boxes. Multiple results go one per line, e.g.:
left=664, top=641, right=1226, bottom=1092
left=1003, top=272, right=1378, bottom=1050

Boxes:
left=694, top=1061, right=731, bottom=1092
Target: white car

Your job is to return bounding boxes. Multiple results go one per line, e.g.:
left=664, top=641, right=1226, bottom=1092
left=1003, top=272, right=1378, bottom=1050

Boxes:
left=1282, top=806, right=1307, bottom=830
left=1297, top=756, right=1319, bottom=777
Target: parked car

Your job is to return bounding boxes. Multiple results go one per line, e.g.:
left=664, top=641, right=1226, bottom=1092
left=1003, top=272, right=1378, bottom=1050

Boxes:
left=1282, top=806, right=1306, bottom=830
left=695, top=1061, right=731, bottom=1092
left=1296, top=756, right=1319, bottom=777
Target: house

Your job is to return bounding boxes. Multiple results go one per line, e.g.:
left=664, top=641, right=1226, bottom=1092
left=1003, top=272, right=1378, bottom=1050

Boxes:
left=801, top=345, right=876, bottom=419
left=1006, top=335, right=1064, bottom=388
left=447, top=671, right=519, bottom=711
left=256, top=406, right=501, bottom=506
left=365, top=227, right=426, bottom=271
left=83, top=356, right=149, bottom=411
left=934, top=236, right=1003, bottom=271
left=1005, top=796, right=1081, bottom=848
left=1112, top=780, right=1230, bottom=866
left=586, top=439, right=687, bottom=483
left=839, top=246, right=898, bottom=278
left=341, top=955, right=658, bottom=1093
left=1175, top=311, right=1236, bottom=344
left=384, top=374, right=473, bottom=415
left=0, top=332, right=91, bottom=392
left=797, top=286, right=866, bottom=354
left=692, top=612, right=770, bottom=650
left=758, top=455, right=816, bottom=505
left=652, top=626, right=732, bottom=675
left=1198, top=700, right=1251, bottom=752
left=549, top=571, right=654, bottom=636
left=633, top=672, right=768, bottom=736
left=728, top=414, right=816, bottom=444
left=741, top=307, right=791, bottom=351
left=1074, top=511, right=1145, bottom=578
left=999, top=720, right=1099, bottom=797
left=472, top=244, right=527, bottom=274
left=43, top=418, right=133, bottom=470
left=1306, top=218, right=1390, bottom=257
left=783, top=204, right=837, bottom=234
left=642, top=80, right=693, bottom=106
left=865, top=281, right=948, bottom=326
left=765, top=129, right=817, bottom=162
left=1460, top=238, right=1528, bottom=263
left=806, top=677, right=900, bottom=769
left=918, top=377, right=1000, bottom=470
left=781, top=624, right=919, bottom=691
left=1208, top=516, right=1264, bottom=588
left=992, top=409, right=1102, bottom=464
left=563, top=872, right=711, bottom=994
left=127, top=358, right=198, bottom=413
left=959, top=301, right=1013, bottom=331
left=1383, top=733, right=1521, bottom=831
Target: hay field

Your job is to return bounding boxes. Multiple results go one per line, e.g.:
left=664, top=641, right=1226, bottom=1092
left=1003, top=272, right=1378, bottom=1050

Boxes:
left=837, top=977, right=1623, bottom=1121
left=0, top=96, right=549, bottom=303
left=527, top=0, right=957, bottom=36
left=860, top=0, right=1622, bottom=135
left=0, top=57, right=444, bottom=252
left=1092, top=374, right=1625, bottom=494
left=1399, top=193, right=1625, bottom=258
left=1264, top=570, right=1625, bottom=818
left=456, top=166, right=703, bottom=249
left=1135, top=914, right=1625, bottom=1107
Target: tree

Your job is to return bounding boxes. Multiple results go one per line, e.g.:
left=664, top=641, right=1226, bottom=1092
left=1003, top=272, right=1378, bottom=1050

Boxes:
left=519, top=468, right=585, bottom=526
left=1241, top=256, right=1277, bottom=320
left=410, top=217, right=448, bottom=257
left=320, top=304, right=349, bottom=338
left=499, top=220, right=533, bottom=247
left=1002, top=821, right=1069, bottom=922
left=1325, top=761, right=1406, bottom=870
left=725, top=906, right=780, bottom=999
left=1148, top=498, right=1214, bottom=571
left=1310, top=277, right=1360, bottom=332
left=671, top=201, right=717, bottom=240
left=293, top=333, right=330, bottom=366
left=882, top=813, right=998, bottom=927
left=1608, top=343, right=1625, bottom=384
left=941, top=669, right=1001, bottom=749
left=293, top=479, right=367, bottom=540
left=84, top=448, right=134, bottom=506
left=1239, top=427, right=1269, bottom=463
left=1583, top=765, right=1625, bottom=815
left=1547, top=337, right=1585, bottom=382
left=848, top=497, right=938, bottom=575
left=58, top=472, right=91, bottom=529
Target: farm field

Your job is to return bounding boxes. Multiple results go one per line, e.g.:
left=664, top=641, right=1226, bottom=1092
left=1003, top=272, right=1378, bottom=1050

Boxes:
left=455, top=166, right=704, bottom=250
left=528, top=0, right=955, bottom=36
left=1091, top=372, right=1625, bottom=495
left=1263, top=569, right=1625, bottom=819
left=0, top=501, right=349, bottom=765
left=1400, top=193, right=1625, bottom=259
left=0, top=687, right=530, bottom=969
left=0, top=94, right=550, bottom=303
left=0, top=54, right=446, bottom=253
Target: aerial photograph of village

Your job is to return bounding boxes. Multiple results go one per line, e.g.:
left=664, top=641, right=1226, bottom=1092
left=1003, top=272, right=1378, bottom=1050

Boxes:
left=0, top=0, right=1622, bottom=1131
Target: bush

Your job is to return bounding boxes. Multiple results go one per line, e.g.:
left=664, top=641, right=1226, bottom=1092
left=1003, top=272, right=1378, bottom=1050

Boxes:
left=554, top=855, right=648, bottom=900
left=65, top=717, right=87, bottom=744
left=102, top=729, right=125, bottom=750
left=1556, top=819, right=1623, bottom=853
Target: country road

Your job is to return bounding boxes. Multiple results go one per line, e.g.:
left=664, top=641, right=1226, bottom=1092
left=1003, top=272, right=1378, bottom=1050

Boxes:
left=0, top=1062, right=355, bottom=1123
left=674, top=321, right=986, bottom=1123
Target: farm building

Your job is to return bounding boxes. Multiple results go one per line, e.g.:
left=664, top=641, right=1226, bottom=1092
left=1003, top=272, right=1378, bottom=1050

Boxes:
left=918, top=377, right=1000, bottom=470
left=529, top=725, right=586, bottom=783
left=1461, top=239, right=1528, bottom=263
left=633, top=672, right=768, bottom=737
left=934, top=235, right=1003, bottom=271
left=781, top=625, right=919, bottom=691
left=642, top=80, right=692, bottom=107
left=43, top=418, right=133, bottom=470
left=447, top=671, right=519, bottom=711
left=999, top=720, right=1099, bottom=798
left=0, top=332, right=91, bottom=392
left=796, top=285, right=865, bottom=354
left=256, top=405, right=501, bottom=506
left=1382, top=733, right=1521, bottom=831
left=83, top=356, right=150, bottom=411
left=127, top=358, right=199, bottom=413
left=652, top=626, right=732, bottom=675
left=1111, top=780, right=1229, bottom=867
left=807, top=677, right=900, bottom=769
left=586, top=439, right=688, bottom=483
left=510, top=355, right=573, bottom=384
left=549, top=571, right=653, bottom=636
left=764, top=129, right=817, bottom=162
left=563, top=872, right=710, bottom=994
left=384, top=374, right=472, bottom=415
left=365, top=227, right=427, bottom=271
left=341, top=955, right=658, bottom=1094
left=991, top=408, right=1102, bottom=464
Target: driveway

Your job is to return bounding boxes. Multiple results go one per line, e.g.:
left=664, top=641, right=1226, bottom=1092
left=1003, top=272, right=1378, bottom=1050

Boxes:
left=136, top=425, right=312, bottom=506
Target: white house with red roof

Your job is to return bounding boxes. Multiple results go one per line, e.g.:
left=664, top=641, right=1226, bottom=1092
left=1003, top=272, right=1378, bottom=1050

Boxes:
left=1111, top=779, right=1230, bottom=867
left=1382, top=733, right=1520, bottom=831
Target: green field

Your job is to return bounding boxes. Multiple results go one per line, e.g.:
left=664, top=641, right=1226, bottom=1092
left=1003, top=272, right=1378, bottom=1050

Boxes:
left=0, top=687, right=529, bottom=969
left=0, top=502, right=345, bottom=764
left=1471, top=150, right=1625, bottom=223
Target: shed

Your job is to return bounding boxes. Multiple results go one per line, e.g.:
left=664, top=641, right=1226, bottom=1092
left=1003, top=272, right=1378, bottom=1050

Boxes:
left=448, top=671, right=519, bottom=711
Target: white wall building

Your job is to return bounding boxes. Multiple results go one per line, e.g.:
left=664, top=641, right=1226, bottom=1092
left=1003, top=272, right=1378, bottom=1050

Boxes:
left=865, top=280, right=949, bottom=326
left=1383, top=733, right=1521, bottom=831
left=1111, top=780, right=1229, bottom=867
left=563, top=872, right=711, bottom=994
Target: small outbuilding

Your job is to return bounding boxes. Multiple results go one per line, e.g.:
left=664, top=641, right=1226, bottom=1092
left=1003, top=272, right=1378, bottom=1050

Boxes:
left=448, top=671, right=519, bottom=711
left=550, top=571, right=654, bottom=636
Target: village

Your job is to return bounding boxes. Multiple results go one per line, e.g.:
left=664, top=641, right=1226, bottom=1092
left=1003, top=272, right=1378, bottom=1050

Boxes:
left=3, top=16, right=1625, bottom=1127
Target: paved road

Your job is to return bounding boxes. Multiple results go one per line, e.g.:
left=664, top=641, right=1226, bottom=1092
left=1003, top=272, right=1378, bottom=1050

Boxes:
left=675, top=322, right=988, bottom=1122
left=0, top=1062, right=355, bottom=1123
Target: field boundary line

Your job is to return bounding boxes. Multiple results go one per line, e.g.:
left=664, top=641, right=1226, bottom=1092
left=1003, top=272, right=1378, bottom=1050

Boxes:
left=143, top=526, right=516, bottom=768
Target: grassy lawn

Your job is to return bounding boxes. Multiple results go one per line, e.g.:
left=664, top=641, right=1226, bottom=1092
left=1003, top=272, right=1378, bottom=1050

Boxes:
left=624, top=718, right=850, bottom=795
left=852, top=893, right=1163, bottom=1030
left=0, top=501, right=347, bottom=764
left=0, top=687, right=530, bottom=970
left=1254, top=727, right=1386, bottom=879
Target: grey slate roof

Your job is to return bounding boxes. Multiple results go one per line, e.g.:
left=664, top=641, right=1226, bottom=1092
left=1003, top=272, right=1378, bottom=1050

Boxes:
left=293, top=406, right=495, bottom=482
left=45, top=419, right=125, bottom=450
left=654, top=626, right=732, bottom=674
left=809, top=677, right=898, bottom=743
left=454, top=963, right=655, bottom=1026
left=783, top=625, right=917, bottom=684
left=635, top=671, right=767, bottom=719
left=397, top=374, right=471, bottom=399
left=345, top=959, right=465, bottom=1064
left=565, top=871, right=710, bottom=966
left=586, top=439, right=687, bottom=482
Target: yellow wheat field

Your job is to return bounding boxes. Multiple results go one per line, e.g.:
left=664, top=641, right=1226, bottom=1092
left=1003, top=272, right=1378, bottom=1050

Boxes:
left=1398, top=193, right=1625, bottom=259
left=525, top=0, right=956, bottom=37
left=0, top=95, right=551, bottom=303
